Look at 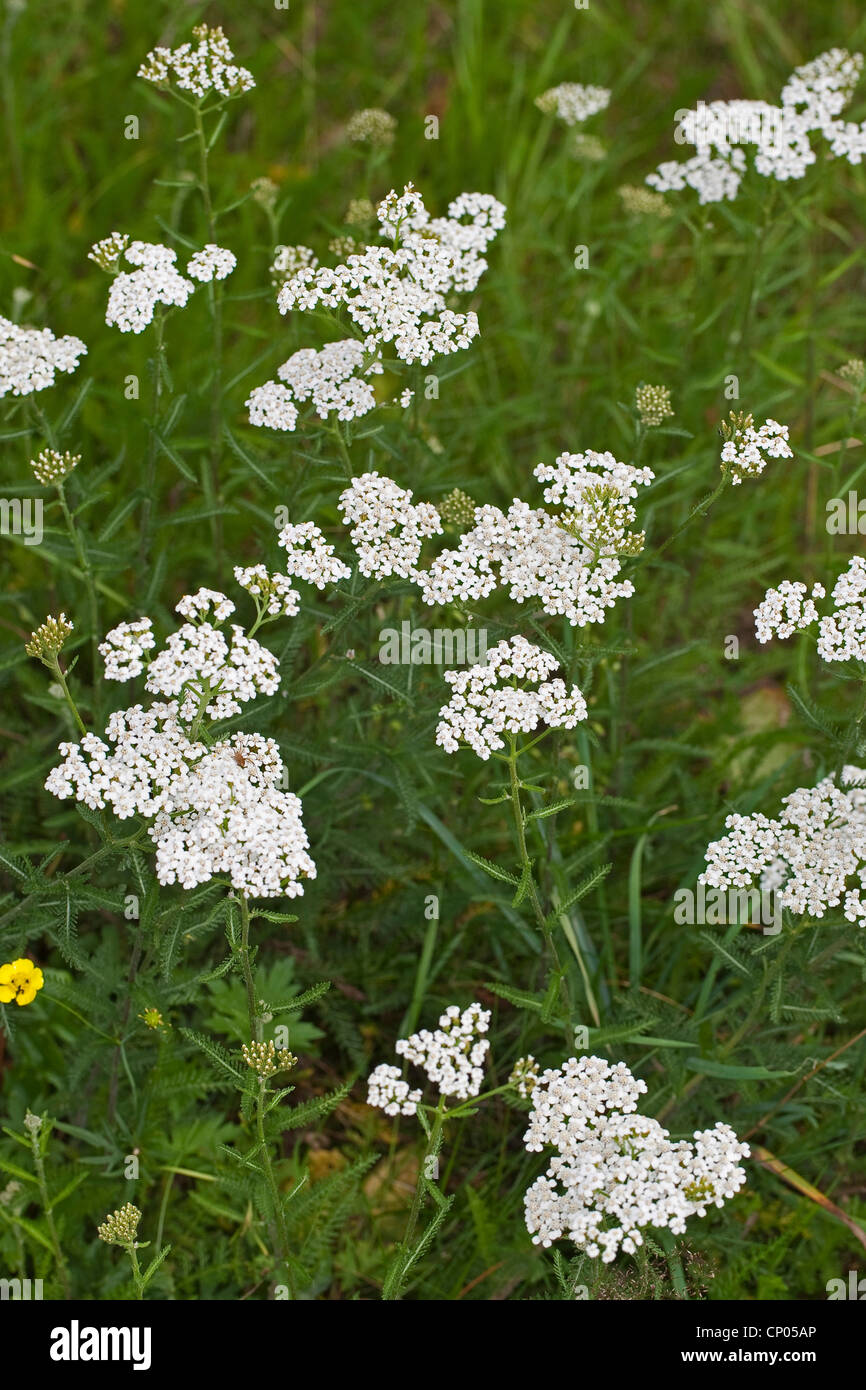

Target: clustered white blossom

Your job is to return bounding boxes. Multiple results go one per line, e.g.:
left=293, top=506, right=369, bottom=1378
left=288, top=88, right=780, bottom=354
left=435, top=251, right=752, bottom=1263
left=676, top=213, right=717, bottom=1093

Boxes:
left=187, top=244, right=237, bottom=282
left=701, top=766, right=866, bottom=925
left=138, top=24, right=255, bottom=100
left=522, top=1055, right=749, bottom=1261
left=247, top=340, right=385, bottom=428
left=46, top=588, right=315, bottom=899
left=366, top=1064, right=422, bottom=1116
left=270, top=244, right=318, bottom=288
left=277, top=520, right=352, bottom=589
left=417, top=451, right=653, bottom=626
left=535, top=83, right=611, bottom=125
left=720, top=417, right=793, bottom=484
left=754, top=556, right=866, bottom=663
left=101, top=240, right=195, bottom=334
left=367, top=1003, right=491, bottom=1114
left=233, top=564, right=300, bottom=617
left=29, top=449, right=80, bottom=486
left=275, top=183, right=505, bottom=369
left=435, top=635, right=587, bottom=760
left=338, top=472, right=442, bottom=580
left=0, top=315, right=87, bottom=398
left=647, top=49, right=865, bottom=204
left=345, top=108, right=397, bottom=146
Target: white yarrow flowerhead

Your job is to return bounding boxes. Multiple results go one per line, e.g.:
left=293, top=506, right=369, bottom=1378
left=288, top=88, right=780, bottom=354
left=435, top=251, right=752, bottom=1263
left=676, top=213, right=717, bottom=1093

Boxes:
left=0, top=315, right=87, bottom=399
left=646, top=49, right=865, bottom=204
left=345, top=108, right=397, bottom=147
left=138, top=24, right=255, bottom=101
left=535, top=83, right=611, bottom=125
left=274, top=183, right=504, bottom=376
left=277, top=520, right=352, bottom=589
left=418, top=450, right=653, bottom=626
left=522, top=1055, right=749, bottom=1261
left=247, top=340, right=384, bottom=430
left=367, top=1003, right=492, bottom=1114
left=47, top=585, right=315, bottom=900
left=753, top=556, right=866, bottom=663
left=338, top=471, right=442, bottom=581
left=233, top=565, right=300, bottom=618
left=701, top=766, right=866, bottom=925
left=29, top=449, right=80, bottom=486
left=436, top=635, right=588, bottom=761
left=719, top=412, right=793, bottom=484
left=99, top=239, right=195, bottom=334
left=187, top=244, right=237, bottom=282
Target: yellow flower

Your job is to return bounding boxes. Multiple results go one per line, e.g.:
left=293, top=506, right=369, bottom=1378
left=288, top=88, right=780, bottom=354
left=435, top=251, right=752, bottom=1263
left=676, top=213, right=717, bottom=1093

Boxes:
left=0, top=958, right=45, bottom=1007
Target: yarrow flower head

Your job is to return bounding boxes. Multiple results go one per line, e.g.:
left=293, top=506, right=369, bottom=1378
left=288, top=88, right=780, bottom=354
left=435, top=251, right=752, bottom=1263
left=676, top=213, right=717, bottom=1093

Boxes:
left=522, top=1054, right=749, bottom=1260
left=0, top=316, right=87, bottom=399
left=719, top=411, right=793, bottom=484
left=97, top=1203, right=142, bottom=1248
left=345, top=108, right=397, bottom=147
left=277, top=520, right=352, bottom=590
left=647, top=49, right=865, bottom=205
left=25, top=613, right=73, bottom=664
left=338, top=472, right=442, bottom=580
left=99, top=240, right=195, bottom=334
left=88, top=232, right=130, bottom=272
left=247, top=340, right=384, bottom=430
left=510, top=1055, right=540, bottom=1099
left=536, top=83, right=611, bottom=125
left=839, top=358, right=866, bottom=385
left=701, top=765, right=866, bottom=925
left=618, top=185, right=672, bottom=218
left=635, top=383, right=674, bottom=427
left=269, top=244, right=318, bottom=288
left=435, top=635, right=587, bottom=760
left=187, top=244, right=237, bottom=282
left=417, top=451, right=653, bottom=626
left=274, top=183, right=505, bottom=378
left=29, top=449, right=80, bottom=486
left=367, top=1003, right=491, bottom=1115
left=233, top=565, right=300, bottom=618
left=242, top=1039, right=298, bottom=1078
left=138, top=24, right=255, bottom=100
left=754, top=557, right=866, bottom=665
left=0, top=958, right=44, bottom=1007
left=436, top=487, right=477, bottom=527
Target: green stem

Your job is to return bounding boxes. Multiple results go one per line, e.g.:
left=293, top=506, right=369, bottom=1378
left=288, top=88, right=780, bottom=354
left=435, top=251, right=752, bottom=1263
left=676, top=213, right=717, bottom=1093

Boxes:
left=29, top=1126, right=71, bottom=1297
left=255, top=1078, right=296, bottom=1297
left=238, top=895, right=261, bottom=1044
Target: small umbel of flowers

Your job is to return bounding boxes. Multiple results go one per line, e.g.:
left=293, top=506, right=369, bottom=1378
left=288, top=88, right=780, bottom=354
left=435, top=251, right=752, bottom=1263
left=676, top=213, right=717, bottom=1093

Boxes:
left=242, top=1039, right=298, bottom=1079
left=436, top=635, right=587, bottom=761
left=97, top=1203, right=142, bottom=1249
left=436, top=487, right=477, bottom=527
left=510, top=1055, right=540, bottom=1099
left=536, top=83, right=611, bottom=125
left=635, top=383, right=674, bottom=427
left=92, top=237, right=236, bottom=334
left=25, top=613, right=73, bottom=665
left=367, top=1002, right=492, bottom=1115
left=754, top=556, right=866, bottom=663
left=29, top=449, right=80, bottom=486
left=719, top=410, right=792, bottom=484
left=345, top=107, right=397, bottom=147
left=0, top=315, right=87, bottom=399
left=138, top=24, right=255, bottom=101
left=701, top=764, right=866, bottom=925
left=522, top=1054, right=749, bottom=1261
left=338, top=472, right=442, bottom=580
left=0, top=958, right=44, bottom=1007
left=839, top=357, right=866, bottom=386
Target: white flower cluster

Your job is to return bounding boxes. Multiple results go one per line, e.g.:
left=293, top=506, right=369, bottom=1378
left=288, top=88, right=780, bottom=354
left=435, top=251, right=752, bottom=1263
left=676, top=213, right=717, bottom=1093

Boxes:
left=47, top=587, right=314, bottom=899
left=701, top=766, right=866, bottom=925
left=233, top=564, right=300, bottom=617
left=647, top=49, right=865, bottom=204
left=720, top=418, right=792, bottom=484
left=367, top=1003, right=491, bottom=1112
left=366, top=1064, right=422, bottom=1117
left=138, top=24, right=255, bottom=100
left=417, top=451, right=653, bottom=626
left=247, top=339, right=384, bottom=429
left=338, top=472, right=442, bottom=580
left=536, top=83, right=611, bottom=125
left=0, top=315, right=87, bottom=398
left=277, top=520, right=352, bottom=589
left=276, top=183, right=504, bottom=367
left=187, top=244, right=237, bottom=282
left=522, top=1055, right=749, bottom=1260
left=270, top=244, right=318, bottom=288
left=46, top=711, right=315, bottom=898
left=102, top=241, right=194, bottom=334
left=754, top=557, right=866, bottom=663
left=435, top=635, right=587, bottom=760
